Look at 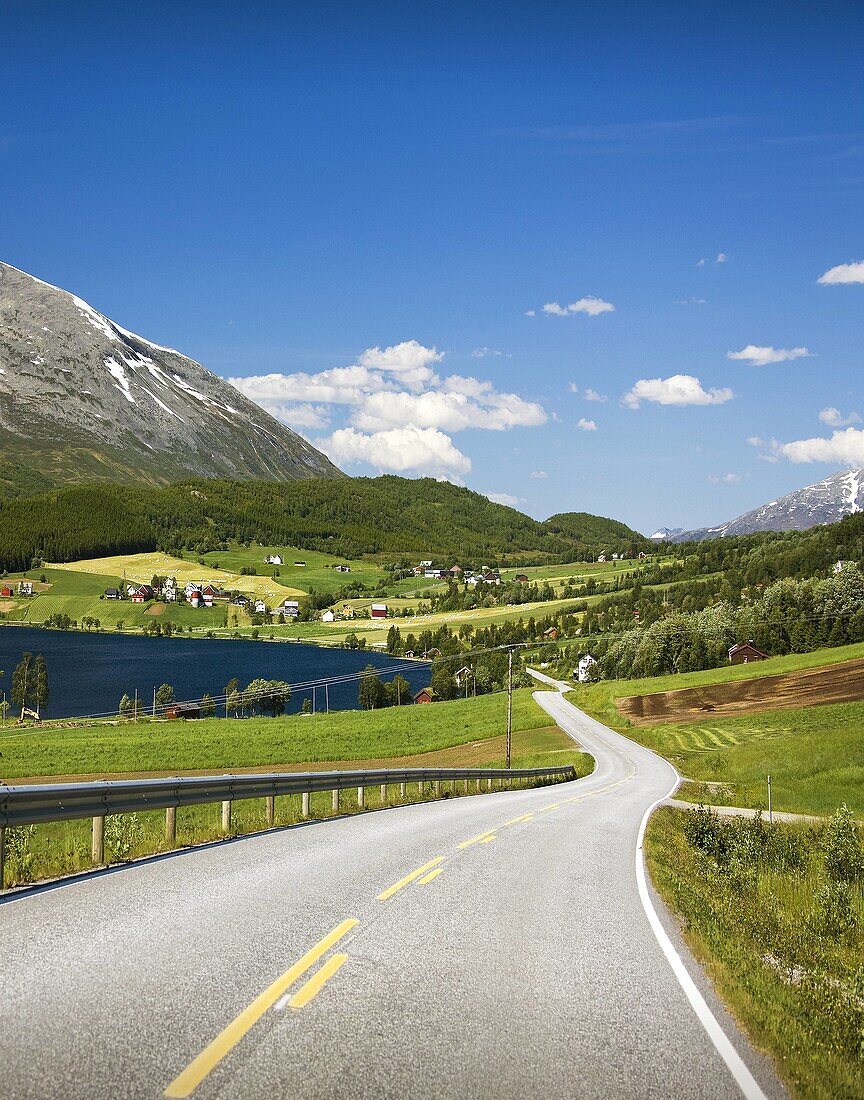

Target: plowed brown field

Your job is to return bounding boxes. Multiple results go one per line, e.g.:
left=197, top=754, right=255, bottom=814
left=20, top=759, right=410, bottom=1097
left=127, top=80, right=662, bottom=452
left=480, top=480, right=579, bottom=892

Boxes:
left=618, top=657, right=864, bottom=726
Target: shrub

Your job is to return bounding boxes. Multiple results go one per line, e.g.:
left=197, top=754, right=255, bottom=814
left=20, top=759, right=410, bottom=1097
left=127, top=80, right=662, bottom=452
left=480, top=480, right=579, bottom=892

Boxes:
left=4, top=824, right=36, bottom=884
left=104, top=814, right=143, bottom=862
left=822, top=804, right=863, bottom=884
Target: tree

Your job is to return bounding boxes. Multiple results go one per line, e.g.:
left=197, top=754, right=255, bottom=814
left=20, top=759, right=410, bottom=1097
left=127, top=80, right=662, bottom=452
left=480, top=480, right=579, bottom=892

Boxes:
left=200, top=693, right=215, bottom=718
left=118, top=693, right=133, bottom=717
left=11, top=652, right=48, bottom=719
left=430, top=664, right=457, bottom=701
left=358, top=665, right=385, bottom=710
left=155, top=683, right=175, bottom=709
left=385, top=674, right=412, bottom=707
left=300, top=697, right=313, bottom=714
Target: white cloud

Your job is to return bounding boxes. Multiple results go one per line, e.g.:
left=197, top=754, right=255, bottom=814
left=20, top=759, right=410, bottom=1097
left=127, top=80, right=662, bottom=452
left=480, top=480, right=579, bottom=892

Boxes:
left=485, top=492, right=524, bottom=507
left=621, top=374, right=734, bottom=409
left=568, top=382, right=579, bottom=394
left=675, top=297, right=707, bottom=305
left=358, top=339, right=442, bottom=389
left=259, top=403, right=331, bottom=430
left=319, top=426, right=471, bottom=478
left=727, top=345, right=810, bottom=366
left=229, top=364, right=383, bottom=408
left=472, top=347, right=509, bottom=358
left=696, top=258, right=706, bottom=267
left=817, top=260, right=864, bottom=285
left=351, top=384, right=546, bottom=433
left=819, top=406, right=861, bottom=428
left=584, top=388, right=608, bottom=402
left=774, top=427, right=864, bottom=465
left=708, top=472, right=742, bottom=484
left=747, top=436, right=766, bottom=447
left=530, top=470, right=547, bottom=479
left=576, top=417, right=598, bottom=431
left=542, top=296, right=615, bottom=317
left=524, top=309, right=536, bottom=317
left=715, top=252, right=728, bottom=263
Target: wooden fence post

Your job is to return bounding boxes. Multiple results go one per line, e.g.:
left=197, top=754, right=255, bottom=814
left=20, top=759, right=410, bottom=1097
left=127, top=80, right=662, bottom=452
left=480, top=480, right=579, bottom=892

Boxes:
left=92, top=815, right=105, bottom=865
left=302, top=791, right=310, bottom=817
left=165, top=806, right=176, bottom=845
left=265, top=795, right=275, bottom=827
left=221, top=800, right=232, bottom=833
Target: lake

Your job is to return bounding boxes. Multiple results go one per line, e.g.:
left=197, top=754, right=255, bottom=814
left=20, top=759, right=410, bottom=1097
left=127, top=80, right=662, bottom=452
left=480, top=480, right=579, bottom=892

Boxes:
left=0, top=627, right=429, bottom=719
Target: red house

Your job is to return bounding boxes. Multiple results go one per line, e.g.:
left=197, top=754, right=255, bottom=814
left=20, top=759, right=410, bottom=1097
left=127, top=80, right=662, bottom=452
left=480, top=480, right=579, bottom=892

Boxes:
left=370, top=603, right=388, bottom=618
left=130, top=584, right=154, bottom=604
left=0, top=585, right=13, bottom=598
left=414, top=687, right=438, bottom=705
left=728, top=641, right=768, bottom=665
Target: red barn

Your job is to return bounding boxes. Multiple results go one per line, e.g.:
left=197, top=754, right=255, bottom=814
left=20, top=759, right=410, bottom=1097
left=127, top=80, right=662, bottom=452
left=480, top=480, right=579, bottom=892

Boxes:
left=728, top=641, right=768, bottom=665
left=370, top=603, right=388, bottom=618
left=413, top=688, right=438, bottom=705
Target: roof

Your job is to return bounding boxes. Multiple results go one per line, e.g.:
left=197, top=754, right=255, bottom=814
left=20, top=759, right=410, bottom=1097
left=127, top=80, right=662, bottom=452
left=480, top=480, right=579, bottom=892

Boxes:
left=413, top=687, right=438, bottom=700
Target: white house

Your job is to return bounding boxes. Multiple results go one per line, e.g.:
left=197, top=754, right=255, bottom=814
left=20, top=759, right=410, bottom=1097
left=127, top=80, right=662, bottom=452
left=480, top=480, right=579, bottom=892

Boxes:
left=576, top=654, right=599, bottom=683
left=281, top=601, right=300, bottom=619
left=321, top=609, right=335, bottom=623
left=17, top=580, right=33, bottom=596
left=254, top=599, right=267, bottom=614
left=162, top=578, right=177, bottom=602
left=265, top=554, right=283, bottom=566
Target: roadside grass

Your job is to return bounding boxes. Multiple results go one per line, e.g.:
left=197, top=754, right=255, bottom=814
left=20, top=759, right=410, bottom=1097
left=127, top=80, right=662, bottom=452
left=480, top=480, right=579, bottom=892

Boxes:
left=0, top=688, right=553, bottom=781
left=0, top=694, right=591, bottom=886
left=646, top=806, right=864, bottom=1100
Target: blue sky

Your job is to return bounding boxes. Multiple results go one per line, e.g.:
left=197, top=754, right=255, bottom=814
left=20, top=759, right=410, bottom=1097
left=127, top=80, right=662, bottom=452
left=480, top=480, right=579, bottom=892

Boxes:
left=2, top=1, right=863, bottom=533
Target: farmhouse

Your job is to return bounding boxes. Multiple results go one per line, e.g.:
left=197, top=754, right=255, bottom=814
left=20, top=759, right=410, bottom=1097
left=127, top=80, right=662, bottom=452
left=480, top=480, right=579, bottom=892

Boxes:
left=483, top=571, right=501, bottom=585
left=334, top=564, right=351, bottom=573
left=254, top=599, right=267, bottom=614
left=0, top=584, right=13, bottom=598
left=370, top=603, right=388, bottom=619
left=265, top=555, right=283, bottom=566
left=543, top=626, right=558, bottom=640
left=341, top=604, right=355, bottom=619
left=162, top=578, right=177, bottom=602
left=104, top=587, right=122, bottom=600
left=232, top=594, right=251, bottom=608
left=17, top=581, right=33, bottom=596
left=165, top=702, right=203, bottom=720
left=728, top=641, right=768, bottom=665
left=576, top=653, right=599, bottom=683
left=280, top=601, right=300, bottom=619
left=453, top=666, right=473, bottom=688
left=413, top=687, right=438, bottom=704
left=130, top=584, right=154, bottom=604
left=321, top=609, right=335, bottom=623
left=513, top=574, right=529, bottom=583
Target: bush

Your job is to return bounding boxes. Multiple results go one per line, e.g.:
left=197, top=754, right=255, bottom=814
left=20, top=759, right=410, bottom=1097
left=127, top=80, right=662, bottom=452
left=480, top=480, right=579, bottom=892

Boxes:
left=4, top=824, right=36, bottom=884
left=104, top=814, right=143, bottom=862
left=823, top=804, right=863, bottom=884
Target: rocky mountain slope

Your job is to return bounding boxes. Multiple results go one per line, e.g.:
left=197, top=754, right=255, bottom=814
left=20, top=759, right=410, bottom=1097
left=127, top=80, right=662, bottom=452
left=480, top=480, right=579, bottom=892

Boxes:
left=665, top=469, right=864, bottom=542
left=0, top=262, right=341, bottom=494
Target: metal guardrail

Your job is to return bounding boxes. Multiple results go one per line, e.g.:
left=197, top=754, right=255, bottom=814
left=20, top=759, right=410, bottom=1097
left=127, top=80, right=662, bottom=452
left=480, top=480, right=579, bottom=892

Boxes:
left=0, top=764, right=575, bottom=887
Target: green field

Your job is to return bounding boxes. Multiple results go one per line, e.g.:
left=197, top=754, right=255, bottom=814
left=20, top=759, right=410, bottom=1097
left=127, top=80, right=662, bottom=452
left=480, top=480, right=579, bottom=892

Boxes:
left=199, top=544, right=384, bottom=595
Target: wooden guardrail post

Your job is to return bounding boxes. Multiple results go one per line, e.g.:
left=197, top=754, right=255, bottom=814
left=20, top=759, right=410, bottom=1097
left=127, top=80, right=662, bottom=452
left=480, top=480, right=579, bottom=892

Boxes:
left=462, top=779, right=469, bottom=794
left=486, top=777, right=493, bottom=790
left=221, top=800, right=232, bottom=833
left=302, top=791, right=310, bottom=817
left=165, top=806, right=176, bottom=845
left=380, top=783, right=387, bottom=803
left=400, top=782, right=407, bottom=799
left=0, top=826, right=5, bottom=889
left=357, top=786, right=365, bottom=809
left=434, top=780, right=440, bottom=796
left=332, top=788, right=339, bottom=813
left=92, top=815, right=105, bottom=865
left=265, top=795, right=275, bottom=827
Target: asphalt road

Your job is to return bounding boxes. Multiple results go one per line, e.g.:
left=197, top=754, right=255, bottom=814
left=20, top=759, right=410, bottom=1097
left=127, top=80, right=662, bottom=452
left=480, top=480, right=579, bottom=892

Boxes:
left=0, top=687, right=786, bottom=1099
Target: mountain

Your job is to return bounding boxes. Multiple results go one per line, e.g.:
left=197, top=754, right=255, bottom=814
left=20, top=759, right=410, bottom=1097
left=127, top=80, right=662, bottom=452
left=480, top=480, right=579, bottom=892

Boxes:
left=0, top=476, right=630, bottom=570
left=0, top=261, right=340, bottom=494
left=669, top=469, right=864, bottom=542
left=544, top=511, right=650, bottom=550
left=649, top=526, right=685, bottom=541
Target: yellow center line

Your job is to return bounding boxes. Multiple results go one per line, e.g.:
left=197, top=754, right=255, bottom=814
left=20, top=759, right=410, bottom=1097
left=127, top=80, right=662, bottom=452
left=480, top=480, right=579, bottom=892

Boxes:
left=417, top=867, right=445, bottom=885
left=502, top=813, right=534, bottom=826
left=478, top=835, right=495, bottom=844
left=287, top=953, right=349, bottom=1010
left=164, top=918, right=358, bottom=1098
left=378, top=856, right=445, bottom=900
left=457, top=829, right=498, bottom=849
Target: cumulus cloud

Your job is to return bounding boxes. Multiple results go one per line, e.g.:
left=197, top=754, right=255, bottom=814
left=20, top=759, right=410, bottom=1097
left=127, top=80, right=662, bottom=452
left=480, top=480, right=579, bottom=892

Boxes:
left=817, top=261, right=864, bottom=285
left=708, top=472, right=742, bottom=484
left=773, top=427, right=864, bottom=465
left=524, top=309, right=536, bottom=317
left=621, top=374, right=734, bottom=409
left=747, top=436, right=766, bottom=448
left=727, top=345, right=810, bottom=366
left=542, top=297, right=615, bottom=317
left=472, top=347, right=509, bottom=358
left=485, top=492, right=524, bottom=507
left=530, top=470, right=547, bottom=479
left=584, top=388, right=608, bottom=402
left=576, top=417, right=598, bottom=431
left=231, top=339, right=545, bottom=479
left=318, top=426, right=471, bottom=478
left=819, top=406, right=861, bottom=428
left=715, top=252, right=728, bottom=264
left=568, top=383, right=579, bottom=394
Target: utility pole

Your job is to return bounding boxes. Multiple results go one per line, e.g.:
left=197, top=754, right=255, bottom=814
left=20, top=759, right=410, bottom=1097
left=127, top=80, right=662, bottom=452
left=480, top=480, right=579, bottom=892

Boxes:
left=312, top=686, right=316, bottom=715
left=506, top=648, right=513, bottom=770
left=767, top=774, right=773, bottom=825
left=133, top=687, right=139, bottom=722
left=152, top=687, right=157, bottom=719
left=325, top=683, right=330, bottom=714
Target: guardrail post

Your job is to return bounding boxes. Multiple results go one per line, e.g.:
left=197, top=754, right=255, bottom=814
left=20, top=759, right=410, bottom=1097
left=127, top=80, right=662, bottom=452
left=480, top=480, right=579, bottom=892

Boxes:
left=332, top=789, right=339, bottom=813
left=0, top=826, right=5, bottom=889
left=486, top=777, right=493, bottom=791
left=221, top=800, right=232, bottom=833
left=302, top=791, right=310, bottom=817
left=380, top=783, right=387, bottom=803
left=357, top=786, right=365, bottom=809
left=434, top=780, right=440, bottom=796
left=92, top=815, right=105, bottom=865
left=165, top=806, right=176, bottom=845
left=265, top=795, right=275, bottom=827
left=400, top=782, right=407, bottom=799
left=462, top=779, right=469, bottom=794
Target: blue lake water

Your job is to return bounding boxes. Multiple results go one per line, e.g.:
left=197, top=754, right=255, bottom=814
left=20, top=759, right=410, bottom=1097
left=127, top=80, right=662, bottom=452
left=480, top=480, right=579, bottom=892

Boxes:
left=0, top=627, right=429, bottom=719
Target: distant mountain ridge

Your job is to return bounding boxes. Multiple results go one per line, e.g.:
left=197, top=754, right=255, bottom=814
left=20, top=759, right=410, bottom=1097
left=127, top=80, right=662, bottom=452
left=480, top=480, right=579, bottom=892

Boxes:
left=0, top=261, right=340, bottom=494
left=662, top=469, right=864, bottom=543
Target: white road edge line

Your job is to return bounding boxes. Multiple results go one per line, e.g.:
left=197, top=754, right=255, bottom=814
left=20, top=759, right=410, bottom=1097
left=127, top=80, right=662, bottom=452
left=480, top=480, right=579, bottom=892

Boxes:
left=635, top=775, right=768, bottom=1100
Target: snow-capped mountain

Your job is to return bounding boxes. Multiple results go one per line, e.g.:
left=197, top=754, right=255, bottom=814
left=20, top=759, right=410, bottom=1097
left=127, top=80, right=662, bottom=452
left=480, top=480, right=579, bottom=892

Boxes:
left=649, top=527, right=685, bottom=541
left=0, top=261, right=341, bottom=493
left=669, top=469, right=864, bottom=542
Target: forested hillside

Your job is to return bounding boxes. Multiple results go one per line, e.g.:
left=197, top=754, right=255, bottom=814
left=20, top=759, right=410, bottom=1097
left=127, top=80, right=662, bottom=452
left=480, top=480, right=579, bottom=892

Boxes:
left=0, top=476, right=620, bottom=570
left=544, top=511, right=649, bottom=553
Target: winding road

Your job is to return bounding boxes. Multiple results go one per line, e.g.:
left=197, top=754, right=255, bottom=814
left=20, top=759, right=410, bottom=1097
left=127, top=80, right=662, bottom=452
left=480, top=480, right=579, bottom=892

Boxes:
left=1, top=683, right=785, bottom=1099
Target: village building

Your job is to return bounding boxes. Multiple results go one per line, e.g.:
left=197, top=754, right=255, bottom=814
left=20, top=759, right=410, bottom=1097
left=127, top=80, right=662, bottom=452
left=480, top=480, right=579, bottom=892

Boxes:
left=265, top=555, right=283, bottom=566
left=543, top=626, right=559, bottom=641
left=254, top=599, right=267, bottom=614
left=104, top=587, right=122, bottom=600
left=162, top=578, right=177, bottom=602
left=334, top=564, right=351, bottom=573
left=576, top=653, right=599, bottom=683
left=449, top=564, right=463, bottom=576
left=453, top=666, right=473, bottom=688
left=413, top=687, right=437, bottom=705
left=341, top=604, right=355, bottom=619
left=1, top=584, right=14, bottom=598
left=728, top=641, right=768, bottom=665
left=321, top=609, right=335, bottom=623
left=17, top=581, right=33, bottom=596
left=280, top=601, right=300, bottom=619
left=483, top=571, right=501, bottom=585
left=370, top=603, right=388, bottom=618
left=597, top=554, right=607, bottom=563
left=130, top=584, right=154, bottom=604
left=232, top=594, right=251, bottom=608
left=165, top=702, right=203, bottom=720
left=514, top=574, right=529, bottom=583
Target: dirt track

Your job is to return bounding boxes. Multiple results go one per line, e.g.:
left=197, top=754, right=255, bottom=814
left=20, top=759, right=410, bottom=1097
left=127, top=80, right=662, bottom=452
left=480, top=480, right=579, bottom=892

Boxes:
left=618, top=657, right=864, bottom=726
